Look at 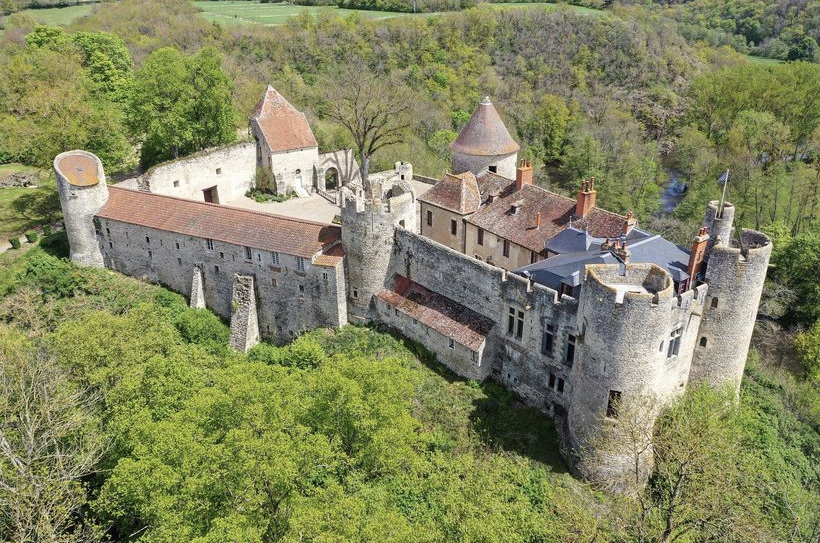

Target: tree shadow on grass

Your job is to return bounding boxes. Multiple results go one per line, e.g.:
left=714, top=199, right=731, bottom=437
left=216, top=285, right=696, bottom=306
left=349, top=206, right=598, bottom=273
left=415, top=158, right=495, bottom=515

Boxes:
left=376, top=324, right=569, bottom=473
left=39, top=231, right=70, bottom=259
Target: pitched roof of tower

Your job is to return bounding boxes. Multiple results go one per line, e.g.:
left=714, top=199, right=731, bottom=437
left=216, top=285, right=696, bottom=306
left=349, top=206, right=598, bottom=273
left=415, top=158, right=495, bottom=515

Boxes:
left=97, top=187, right=339, bottom=258
left=250, top=85, right=318, bottom=153
left=417, top=171, right=481, bottom=214
left=450, top=97, right=520, bottom=157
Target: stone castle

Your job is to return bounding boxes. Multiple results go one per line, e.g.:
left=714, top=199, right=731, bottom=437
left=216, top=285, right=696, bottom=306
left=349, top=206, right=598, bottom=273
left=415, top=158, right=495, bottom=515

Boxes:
left=54, top=88, right=771, bottom=490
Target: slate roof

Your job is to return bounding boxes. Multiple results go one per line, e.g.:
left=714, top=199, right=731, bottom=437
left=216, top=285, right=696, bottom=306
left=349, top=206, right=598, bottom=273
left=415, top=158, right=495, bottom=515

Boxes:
left=450, top=97, right=520, bottom=157
left=97, top=187, right=340, bottom=258
left=516, top=228, right=691, bottom=292
left=466, top=181, right=625, bottom=254
left=376, top=274, right=494, bottom=351
left=417, top=172, right=481, bottom=214
left=250, top=86, right=318, bottom=153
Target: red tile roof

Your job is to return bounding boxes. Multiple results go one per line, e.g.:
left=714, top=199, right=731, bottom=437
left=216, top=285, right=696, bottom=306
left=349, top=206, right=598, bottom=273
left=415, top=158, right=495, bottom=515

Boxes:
left=97, top=187, right=340, bottom=258
left=376, top=275, right=494, bottom=351
left=250, top=86, right=318, bottom=153
left=417, top=172, right=481, bottom=215
left=467, top=174, right=626, bottom=254
left=450, top=97, right=520, bottom=157
left=314, top=243, right=345, bottom=267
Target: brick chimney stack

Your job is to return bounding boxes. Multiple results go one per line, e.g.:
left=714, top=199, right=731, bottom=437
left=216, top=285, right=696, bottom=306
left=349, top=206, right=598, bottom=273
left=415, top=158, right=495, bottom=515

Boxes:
left=623, top=210, right=637, bottom=235
left=515, top=159, right=533, bottom=191
left=575, top=177, right=597, bottom=219
left=687, top=226, right=710, bottom=288
left=535, top=211, right=542, bottom=229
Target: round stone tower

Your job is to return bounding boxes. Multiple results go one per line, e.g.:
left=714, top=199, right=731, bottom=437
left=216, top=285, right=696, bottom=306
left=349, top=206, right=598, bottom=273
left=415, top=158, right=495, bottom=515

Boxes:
left=341, top=176, right=417, bottom=323
left=450, top=97, right=520, bottom=179
left=54, top=150, right=109, bottom=268
left=703, top=200, right=735, bottom=255
left=689, top=228, right=772, bottom=391
left=567, top=263, right=677, bottom=492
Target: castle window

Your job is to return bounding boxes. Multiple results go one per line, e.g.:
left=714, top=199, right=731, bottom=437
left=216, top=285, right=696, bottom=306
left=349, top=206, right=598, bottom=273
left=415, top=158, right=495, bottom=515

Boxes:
left=477, top=228, right=484, bottom=246
left=271, top=278, right=277, bottom=287
left=395, top=308, right=399, bottom=317
left=105, top=227, right=110, bottom=236
left=565, top=335, right=576, bottom=366
left=296, top=256, right=306, bottom=271
left=700, top=337, right=708, bottom=347
left=175, top=241, right=180, bottom=250
left=606, top=390, right=621, bottom=419
left=353, top=289, right=358, bottom=299
left=507, top=306, right=524, bottom=340
left=548, top=373, right=556, bottom=389
left=206, top=238, right=214, bottom=251
left=322, top=272, right=329, bottom=281
left=659, top=341, right=664, bottom=352
left=557, top=378, right=564, bottom=394
left=530, top=251, right=538, bottom=264
left=426, top=210, right=433, bottom=226
left=214, top=265, right=219, bottom=273
left=145, top=236, right=150, bottom=243
left=399, top=220, right=405, bottom=228
left=108, top=241, right=113, bottom=249
left=541, top=325, right=554, bottom=354
left=471, top=351, right=477, bottom=362
left=173, top=180, right=179, bottom=188
left=450, top=219, right=457, bottom=235
left=503, top=240, right=510, bottom=258
left=668, top=327, right=682, bottom=358
left=711, top=297, right=719, bottom=309
left=177, top=257, right=182, bottom=266
left=244, top=246, right=252, bottom=261
left=147, top=249, right=153, bottom=259
left=257, top=253, right=262, bottom=262
left=216, top=168, right=222, bottom=175
left=271, top=252, right=280, bottom=266
left=220, top=252, right=224, bottom=259
left=449, top=338, right=455, bottom=349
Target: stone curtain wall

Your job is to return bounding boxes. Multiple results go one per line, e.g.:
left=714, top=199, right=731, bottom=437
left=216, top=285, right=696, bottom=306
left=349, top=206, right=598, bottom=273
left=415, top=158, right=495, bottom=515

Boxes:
left=98, top=218, right=346, bottom=344
left=138, top=142, right=256, bottom=202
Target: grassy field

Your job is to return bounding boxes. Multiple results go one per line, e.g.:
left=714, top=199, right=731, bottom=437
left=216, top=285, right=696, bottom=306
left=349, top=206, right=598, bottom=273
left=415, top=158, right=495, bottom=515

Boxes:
left=741, top=53, right=784, bottom=66
left=13, top=3, right=96, bottom=25
left=194, top=1, right=603, bottom=27
left=0, top=164, right=58, bottom=239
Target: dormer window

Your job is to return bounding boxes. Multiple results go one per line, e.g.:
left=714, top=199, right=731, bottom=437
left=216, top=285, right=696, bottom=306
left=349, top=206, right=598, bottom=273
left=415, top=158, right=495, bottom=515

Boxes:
left=510, top=204, right=521, bottom=215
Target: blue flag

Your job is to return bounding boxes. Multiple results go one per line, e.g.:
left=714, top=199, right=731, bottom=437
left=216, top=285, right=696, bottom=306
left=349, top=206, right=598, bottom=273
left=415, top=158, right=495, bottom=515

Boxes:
left=718, top=170, right=729, bottom=184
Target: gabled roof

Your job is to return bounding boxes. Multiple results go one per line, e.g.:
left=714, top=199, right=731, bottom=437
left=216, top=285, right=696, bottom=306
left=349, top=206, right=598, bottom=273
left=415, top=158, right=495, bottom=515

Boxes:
left=250, top=85, right=318, bottom=153
left=376, top=274, right=494, bottom=351
left=97, top=187, right=340, bottom=258
left=450, top=97, right=520, bottom=157
left=466, top=179, right=626, bottom=253
left=417, top=171, right=481, bottom=215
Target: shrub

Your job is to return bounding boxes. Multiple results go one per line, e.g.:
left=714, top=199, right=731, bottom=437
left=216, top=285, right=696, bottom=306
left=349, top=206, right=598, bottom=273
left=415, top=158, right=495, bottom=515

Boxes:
left=285, top=336, right=327, bottom=368
left=25, top=231, right=39, bottom=243
left=247, top=343, right=286, bottom=365
left=42, top=225, right=53, bottom=236
left=8, top=237, right=21, bottom=249
left=20, top=253, right=86, bottom=297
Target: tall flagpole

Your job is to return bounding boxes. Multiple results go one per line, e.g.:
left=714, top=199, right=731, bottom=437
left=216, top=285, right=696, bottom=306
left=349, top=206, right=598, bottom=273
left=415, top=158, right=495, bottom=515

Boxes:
left=717, top=169, right=729, bottom=218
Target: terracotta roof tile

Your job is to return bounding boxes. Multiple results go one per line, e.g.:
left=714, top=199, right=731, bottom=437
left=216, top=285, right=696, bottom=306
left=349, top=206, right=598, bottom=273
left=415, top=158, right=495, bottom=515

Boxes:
left=467, top=176, right=625, bottom=253
left=250, top=86, right=318, bottom=153
left=314, top=243, right=345, bottom=267
left=97, top=187, right=340, bottom=258
left=450, top=97, right=520, bottom=156
left=376, top=275, right=494, bottom=351
left=417, top=171, right=481, bottom=214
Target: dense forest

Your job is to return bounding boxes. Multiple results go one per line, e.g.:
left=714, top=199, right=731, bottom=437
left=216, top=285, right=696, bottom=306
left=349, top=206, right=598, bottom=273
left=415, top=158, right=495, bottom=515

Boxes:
left=1, top=0, right=820, bottom=540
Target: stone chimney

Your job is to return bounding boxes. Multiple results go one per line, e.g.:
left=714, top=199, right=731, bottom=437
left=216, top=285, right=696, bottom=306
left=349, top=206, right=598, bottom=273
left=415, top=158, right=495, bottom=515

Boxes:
left=535, top=211, right=542, bottom=229
left=687, top=226, right=709, bottom=287
left=576, top=177, right=597, bottom=219
left=515, top=159, right=533, bottom=191
left=623, top=211, right=637, bottom=235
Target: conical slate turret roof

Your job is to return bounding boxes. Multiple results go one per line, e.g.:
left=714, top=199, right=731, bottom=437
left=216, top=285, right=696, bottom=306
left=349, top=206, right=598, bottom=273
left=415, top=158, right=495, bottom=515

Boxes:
left=450, top=97, right=520, bottom=157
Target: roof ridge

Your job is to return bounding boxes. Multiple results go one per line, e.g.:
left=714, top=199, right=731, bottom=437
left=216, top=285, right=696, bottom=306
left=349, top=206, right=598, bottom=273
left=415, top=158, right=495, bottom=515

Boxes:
left=107, top=186, right=334, bottom=229
left=525, top=184, right=627, bottom=220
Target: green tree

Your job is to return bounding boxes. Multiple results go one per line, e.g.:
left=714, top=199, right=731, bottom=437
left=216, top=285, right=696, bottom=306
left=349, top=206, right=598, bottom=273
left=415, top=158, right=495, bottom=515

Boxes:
left=520, top=94, right=570, bottom=165
left=128, top=47, right=236, bottom=168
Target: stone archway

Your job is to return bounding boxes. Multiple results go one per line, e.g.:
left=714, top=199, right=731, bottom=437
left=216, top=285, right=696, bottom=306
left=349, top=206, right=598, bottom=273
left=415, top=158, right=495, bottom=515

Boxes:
left=325, top=167, right=339, bottom=191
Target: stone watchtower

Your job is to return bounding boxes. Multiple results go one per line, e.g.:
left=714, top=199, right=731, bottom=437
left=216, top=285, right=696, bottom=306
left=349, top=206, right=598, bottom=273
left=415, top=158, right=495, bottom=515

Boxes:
left=567, top=264, right=679, bottom=492
left=340, top=177, right=417, bottom=323
left=690, top=201, right=772, bottom=391
left=54, top=150, right=109, bottom=268
left=450, top=97, right=520, bottom=179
